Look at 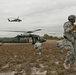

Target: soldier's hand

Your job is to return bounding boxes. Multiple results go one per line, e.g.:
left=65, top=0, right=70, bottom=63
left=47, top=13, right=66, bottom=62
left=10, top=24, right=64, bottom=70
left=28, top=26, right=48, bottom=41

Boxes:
left=72, top=25, right=76, bottom=31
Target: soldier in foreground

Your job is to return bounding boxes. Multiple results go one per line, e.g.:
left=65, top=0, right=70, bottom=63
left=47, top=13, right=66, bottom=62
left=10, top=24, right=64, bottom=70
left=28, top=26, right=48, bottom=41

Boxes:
left=63, top=15, right=76, bottom=69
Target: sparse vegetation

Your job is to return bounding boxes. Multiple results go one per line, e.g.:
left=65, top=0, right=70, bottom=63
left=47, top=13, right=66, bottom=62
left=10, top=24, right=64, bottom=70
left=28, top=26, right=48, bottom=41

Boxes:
left=0, top=40, right=76, bottom=75
left=43, top=34, right=63, bottom=40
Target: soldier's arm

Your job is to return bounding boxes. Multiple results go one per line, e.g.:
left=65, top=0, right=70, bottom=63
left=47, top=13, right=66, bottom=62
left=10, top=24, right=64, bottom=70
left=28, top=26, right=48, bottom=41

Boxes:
left=64, top=22, right=73, bottom=32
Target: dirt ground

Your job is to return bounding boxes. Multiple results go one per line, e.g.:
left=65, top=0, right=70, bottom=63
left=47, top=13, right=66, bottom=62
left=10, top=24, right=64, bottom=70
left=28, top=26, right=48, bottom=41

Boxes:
left=0, top=40, right=76, bottom=75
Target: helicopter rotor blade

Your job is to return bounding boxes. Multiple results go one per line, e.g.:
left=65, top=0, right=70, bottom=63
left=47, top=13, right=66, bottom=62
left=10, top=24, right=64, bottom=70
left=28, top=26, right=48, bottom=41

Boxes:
left=0, top=30, right=27, bottom=33
left=32, top=29, right=41, bottom=32
left=0, top=29, right=41, bottom=33
left=26, top=29, right=41, bottom=33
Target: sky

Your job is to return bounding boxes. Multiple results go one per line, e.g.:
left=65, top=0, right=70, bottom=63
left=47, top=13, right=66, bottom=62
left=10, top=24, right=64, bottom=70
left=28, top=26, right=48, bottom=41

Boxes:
left=0, top=0, right=76, bottom=37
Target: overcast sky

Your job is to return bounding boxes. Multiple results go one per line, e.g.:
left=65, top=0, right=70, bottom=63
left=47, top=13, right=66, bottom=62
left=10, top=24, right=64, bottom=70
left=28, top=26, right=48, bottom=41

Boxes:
left=0, top=0, right=76, bottom=37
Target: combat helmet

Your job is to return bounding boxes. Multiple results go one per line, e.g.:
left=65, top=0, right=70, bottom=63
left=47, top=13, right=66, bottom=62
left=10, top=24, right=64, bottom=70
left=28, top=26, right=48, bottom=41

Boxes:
left=68, top=15, right=76, bottom=20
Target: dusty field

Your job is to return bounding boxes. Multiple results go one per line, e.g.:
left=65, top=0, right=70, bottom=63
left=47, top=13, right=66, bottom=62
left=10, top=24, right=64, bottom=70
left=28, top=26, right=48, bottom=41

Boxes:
left=0, top=40, right=76, bottom=75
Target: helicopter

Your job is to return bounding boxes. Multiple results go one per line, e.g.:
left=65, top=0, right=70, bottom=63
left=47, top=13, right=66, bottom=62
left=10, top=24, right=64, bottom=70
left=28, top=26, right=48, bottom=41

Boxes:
left=0, top=29, right=46, bottom=44
left=8, top=16, right=22, bottom=22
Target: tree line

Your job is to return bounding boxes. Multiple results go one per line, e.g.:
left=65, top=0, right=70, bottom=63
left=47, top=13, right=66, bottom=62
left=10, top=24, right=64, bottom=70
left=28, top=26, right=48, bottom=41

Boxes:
left=43, top=34, right=63, bottom=40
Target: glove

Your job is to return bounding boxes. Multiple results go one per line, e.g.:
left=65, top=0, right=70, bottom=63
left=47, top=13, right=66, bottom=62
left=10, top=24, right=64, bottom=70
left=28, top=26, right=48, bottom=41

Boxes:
left=72, top=25, right=76, bottom=31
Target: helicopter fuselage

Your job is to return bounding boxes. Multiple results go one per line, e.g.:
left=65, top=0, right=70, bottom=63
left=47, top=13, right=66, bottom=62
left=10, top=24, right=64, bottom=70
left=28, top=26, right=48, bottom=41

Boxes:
left=8, top=18, right=22, bottom=22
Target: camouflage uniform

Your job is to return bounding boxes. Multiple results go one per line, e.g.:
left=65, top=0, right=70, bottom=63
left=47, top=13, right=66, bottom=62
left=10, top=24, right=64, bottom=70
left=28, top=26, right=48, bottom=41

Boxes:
left=57, top=39, right=64, bottom=52
left=63, top=21, right=76, bottom=65
left=34, top=41, right=42, bottom=53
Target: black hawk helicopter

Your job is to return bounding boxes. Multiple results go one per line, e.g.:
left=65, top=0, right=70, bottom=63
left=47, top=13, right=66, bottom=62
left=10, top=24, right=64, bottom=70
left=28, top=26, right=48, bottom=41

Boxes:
left=8, top=16, right=22, bottom=22
left=0, top=29, right=46, bottom=45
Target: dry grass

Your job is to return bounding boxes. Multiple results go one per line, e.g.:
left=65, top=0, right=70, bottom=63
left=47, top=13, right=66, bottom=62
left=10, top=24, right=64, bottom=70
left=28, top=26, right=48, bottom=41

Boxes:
left=0, top=40, right=76, bottom=75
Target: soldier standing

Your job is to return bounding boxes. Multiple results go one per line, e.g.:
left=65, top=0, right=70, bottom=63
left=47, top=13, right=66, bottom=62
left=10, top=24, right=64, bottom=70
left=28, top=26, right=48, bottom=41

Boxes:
left=63, top=15, right=76, bottom=69
left=34, top=37, right=42, bottom=55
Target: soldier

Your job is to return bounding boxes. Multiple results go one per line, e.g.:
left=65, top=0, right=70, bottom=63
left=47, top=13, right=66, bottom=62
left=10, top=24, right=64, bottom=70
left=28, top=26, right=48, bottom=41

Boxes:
left=56, top=37, right=64, bottom=53
left=34, top=37, right=42, bottom=55
left=63, top=15, right=76, bottom=69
